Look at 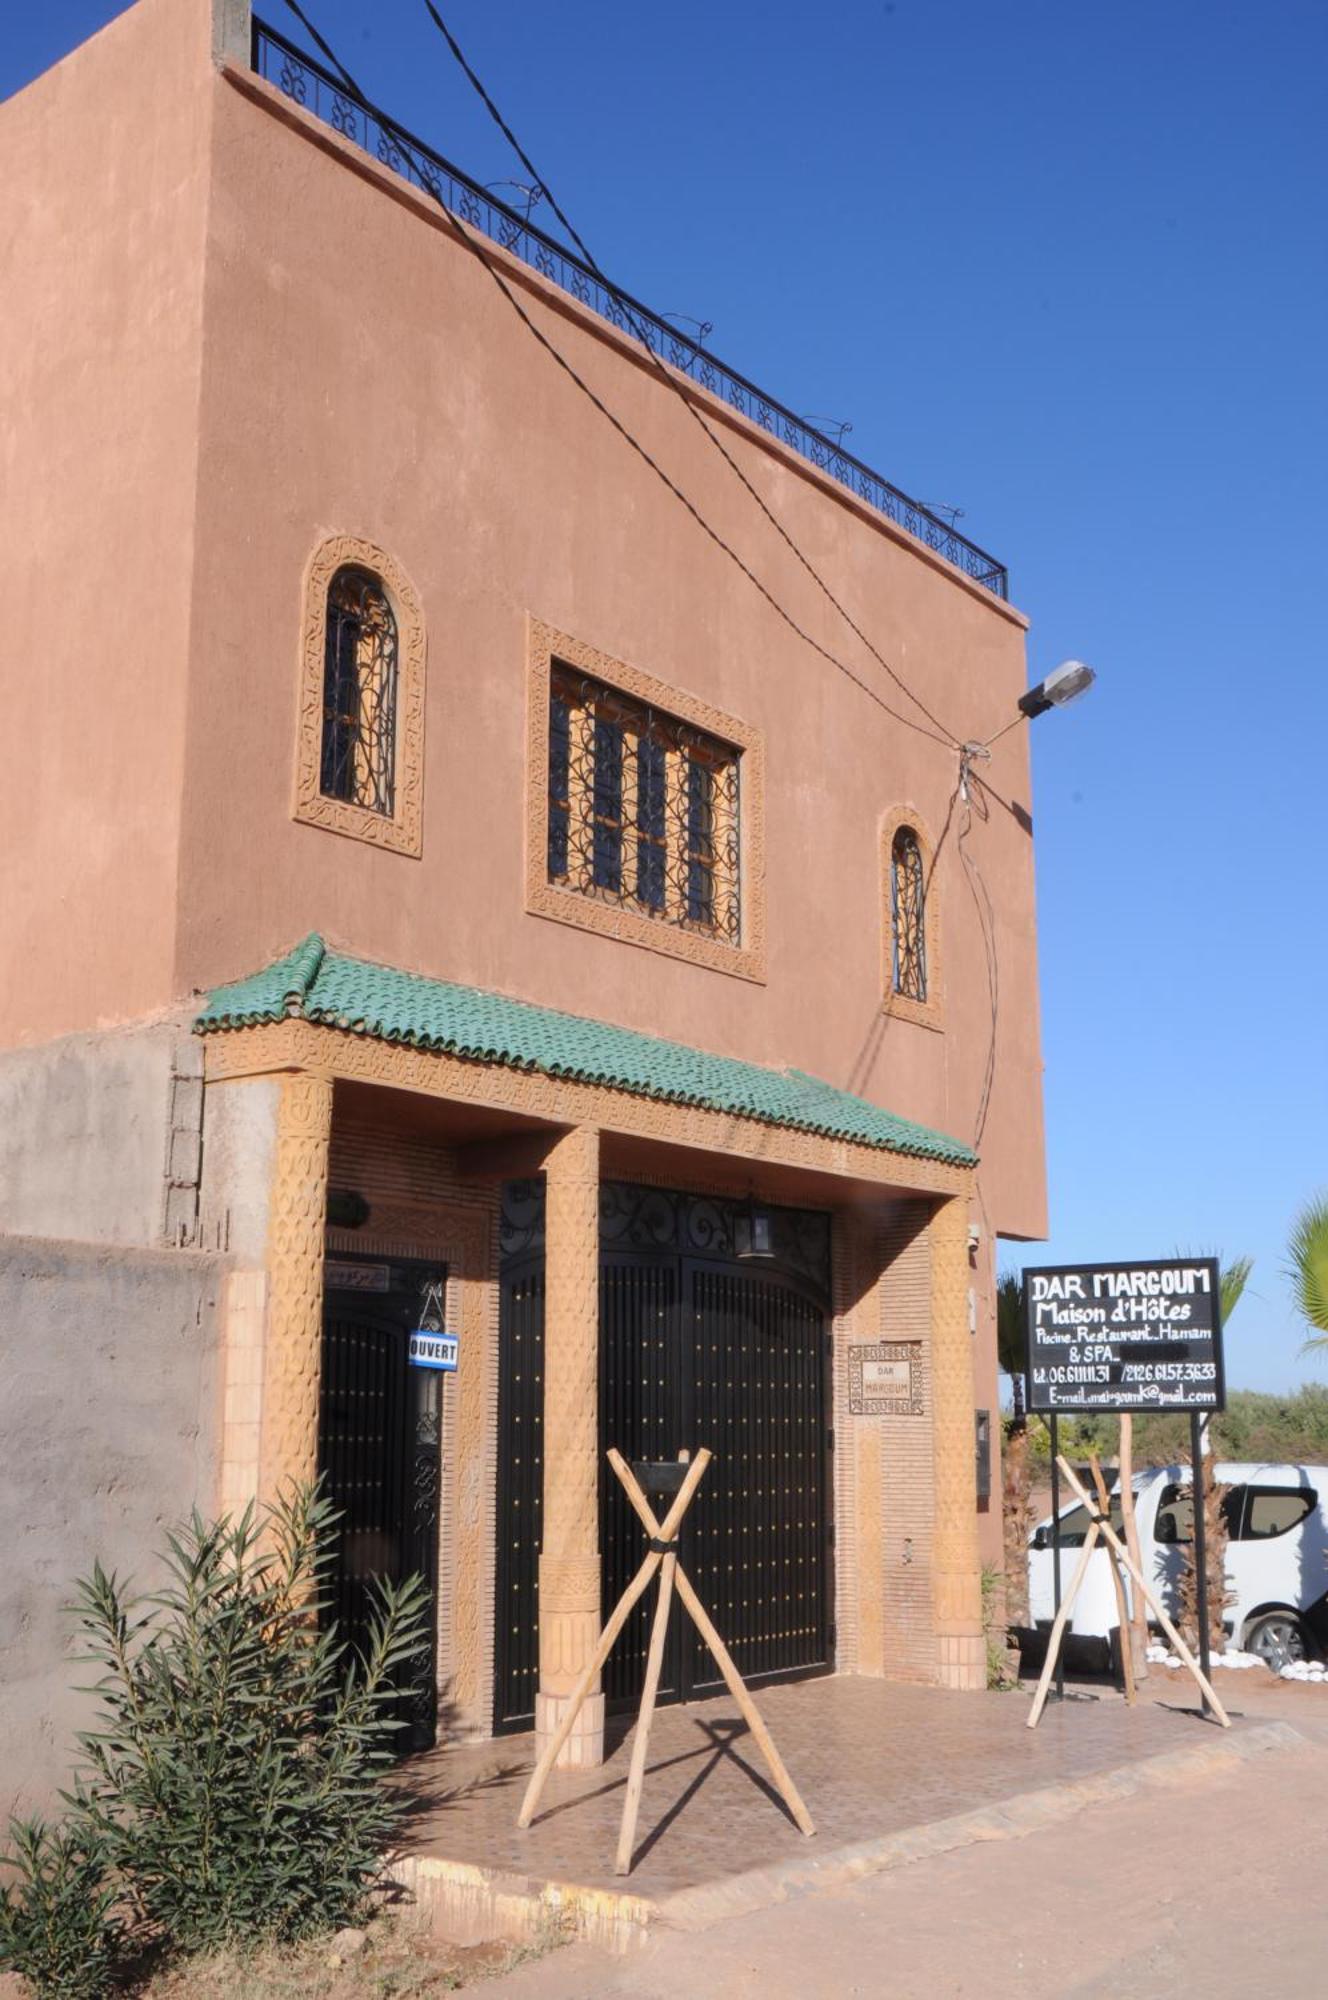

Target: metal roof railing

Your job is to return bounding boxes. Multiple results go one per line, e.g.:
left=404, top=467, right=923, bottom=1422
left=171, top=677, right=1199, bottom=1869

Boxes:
left=251, top=19, right=1009, bottom=600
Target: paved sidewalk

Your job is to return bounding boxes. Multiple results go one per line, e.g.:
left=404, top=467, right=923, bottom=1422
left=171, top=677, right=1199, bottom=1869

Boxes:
left=478, top=1690, right=1328, bottom=1999
left=398, top=1673, right=1240, bottom=1902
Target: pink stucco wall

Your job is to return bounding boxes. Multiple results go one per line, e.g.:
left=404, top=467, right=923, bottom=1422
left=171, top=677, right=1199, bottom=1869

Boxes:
left=3, top=1, right=1047, bottom=1240
left=0, top=0, right=214, bottom=1044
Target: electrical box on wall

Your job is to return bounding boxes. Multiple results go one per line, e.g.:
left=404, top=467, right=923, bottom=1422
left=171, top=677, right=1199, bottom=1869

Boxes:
left=975, top=1408, right=992, bottom=1502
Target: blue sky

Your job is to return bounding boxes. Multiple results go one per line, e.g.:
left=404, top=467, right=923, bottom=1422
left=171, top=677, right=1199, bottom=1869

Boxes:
left=9, top=2, right=1327, bottom=1394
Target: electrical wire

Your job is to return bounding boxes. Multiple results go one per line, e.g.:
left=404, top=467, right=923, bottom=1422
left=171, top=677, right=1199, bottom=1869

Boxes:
left=415, top=0, right=966, bottom=752
left=423, top=0, right=1053, bottom=1179
left=277, top=0, right=957, bottom=749
left=277, top=0, right=1010, bottom=1151
left=957, top=753, right=1001, bottom=1148
left=981, top=709, right=1028, bottom=751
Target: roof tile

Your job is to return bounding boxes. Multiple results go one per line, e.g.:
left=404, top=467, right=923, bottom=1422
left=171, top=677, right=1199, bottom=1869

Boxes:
left=195, top=936, right=975, bottom=1168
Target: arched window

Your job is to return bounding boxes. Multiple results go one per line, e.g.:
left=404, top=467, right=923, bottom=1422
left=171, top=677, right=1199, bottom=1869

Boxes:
left=890, top=825, right=928, bottom=1002
left=320, top=565, right=399, bottom=816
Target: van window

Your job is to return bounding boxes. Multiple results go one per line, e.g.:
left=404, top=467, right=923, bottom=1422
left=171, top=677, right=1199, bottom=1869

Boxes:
left=1240, top=1487, right=1318, bottom=1540
left=1154, top=1485, right=1193, bottom=1545
left=1037, top=1496, right=1125, bottom=1548
left=1154, top=1482, right=1243, bottom=1546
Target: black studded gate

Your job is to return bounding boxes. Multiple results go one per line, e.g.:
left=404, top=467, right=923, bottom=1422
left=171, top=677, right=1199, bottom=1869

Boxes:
left=495, top=1185, right=832, bottom=1731
left=318, top=1256, right=447, bottom=1751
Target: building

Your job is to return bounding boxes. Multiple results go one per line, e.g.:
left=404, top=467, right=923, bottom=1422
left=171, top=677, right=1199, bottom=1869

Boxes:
left=0, top=0, right=1047, bottom=1804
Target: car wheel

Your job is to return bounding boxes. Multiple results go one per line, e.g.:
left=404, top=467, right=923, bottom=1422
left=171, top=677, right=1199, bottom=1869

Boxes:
left=1244, top=1610, right=1308, bottom=1670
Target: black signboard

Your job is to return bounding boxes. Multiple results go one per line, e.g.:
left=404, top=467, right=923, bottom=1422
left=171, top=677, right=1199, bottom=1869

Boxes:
left=1023, top=1257, right=1225, bottom=1415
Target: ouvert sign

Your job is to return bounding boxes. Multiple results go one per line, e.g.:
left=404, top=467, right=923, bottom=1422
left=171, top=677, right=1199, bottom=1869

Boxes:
left=1023, top=1257, right=1225, bottom=1415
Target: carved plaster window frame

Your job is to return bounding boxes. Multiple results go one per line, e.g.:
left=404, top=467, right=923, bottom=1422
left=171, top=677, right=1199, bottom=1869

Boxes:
left=525, top=617, right=767, bottom=982
left=880, top=805, right=943, bottom=1030
left=293, top=534, right=427, bottom=856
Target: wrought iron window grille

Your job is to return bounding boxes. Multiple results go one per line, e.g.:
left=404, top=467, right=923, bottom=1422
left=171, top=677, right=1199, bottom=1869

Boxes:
left=251, top=20, right=1009, bottom=601
left=890, top=826, right=928, bottom=1002
left=548, top=664, right=741, bottom=945
left=320, top=565, right=399, bottom=817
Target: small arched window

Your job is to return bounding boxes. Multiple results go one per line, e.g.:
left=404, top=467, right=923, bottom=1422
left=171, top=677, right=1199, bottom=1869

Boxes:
left=320, top=565, right=399, bottom=817
left=891, top=825, right=928, bottom=1002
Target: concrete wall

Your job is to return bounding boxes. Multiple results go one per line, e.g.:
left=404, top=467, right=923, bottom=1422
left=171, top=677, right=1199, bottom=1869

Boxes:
left=0, top=1021, right=195, bottom=1249
left=0, top=1235, right=224, bottom=1813
left=0, top=0, right=214, bottom=1047
left=198, top=1072, right=281, bottom=1265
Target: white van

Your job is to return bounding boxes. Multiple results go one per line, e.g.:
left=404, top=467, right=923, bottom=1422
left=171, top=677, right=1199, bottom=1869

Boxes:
left=1025, top=1463, right=1328, bottom=1670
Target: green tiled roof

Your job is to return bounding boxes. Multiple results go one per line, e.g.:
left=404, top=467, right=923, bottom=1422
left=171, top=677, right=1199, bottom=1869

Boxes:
left=196, top=936, right=976, bottom=1168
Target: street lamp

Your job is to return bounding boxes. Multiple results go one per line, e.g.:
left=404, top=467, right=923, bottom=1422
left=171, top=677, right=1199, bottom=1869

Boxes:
left=1017, top=658, right=1096, bottom=720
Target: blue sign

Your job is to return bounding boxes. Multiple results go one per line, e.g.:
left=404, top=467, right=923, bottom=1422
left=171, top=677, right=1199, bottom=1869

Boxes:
left=408, top=1329, right=458, bottom=1373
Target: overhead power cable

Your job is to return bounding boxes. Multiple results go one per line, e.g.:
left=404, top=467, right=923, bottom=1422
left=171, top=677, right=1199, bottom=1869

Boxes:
left=276, top=0, right=1007, bottom=1155
left=277, top=0, right=957, bottom=749
left=415, top=0, right=965, bottom=752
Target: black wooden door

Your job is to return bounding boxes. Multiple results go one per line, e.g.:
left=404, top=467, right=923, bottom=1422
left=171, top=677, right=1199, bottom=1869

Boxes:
left=318, top=1259, right=446, bottom=1750
left=599, top=1256, right=684, bottom=1707
left=493, top=1256, right=545, bottom=1733
left=494, top=1190, right=832, bottom=1731
left=682, top=1265, right=831, bottom=1694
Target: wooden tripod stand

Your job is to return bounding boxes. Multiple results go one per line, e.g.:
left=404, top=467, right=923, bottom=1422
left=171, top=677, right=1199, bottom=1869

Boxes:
left=517, top=1448, right=816, bottom=1875
left=1028, top=1455, right=1231, bottom=1729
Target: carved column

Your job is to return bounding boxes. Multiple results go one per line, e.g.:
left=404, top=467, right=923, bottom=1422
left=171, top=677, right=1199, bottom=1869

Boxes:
left=258, top=1071, right=333, bottom=1501
left=928, top=1190, right=985, bottom=1689
left=536, top=1125, right=604, bottom=1767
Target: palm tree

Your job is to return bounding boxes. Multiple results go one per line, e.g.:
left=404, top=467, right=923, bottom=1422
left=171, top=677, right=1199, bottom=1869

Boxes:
left=1288, top=1197, right=1328, bottom=1349
left=1176, top=1253, right=1253, bottom=1654
left=996, top=1271, right=1024, bottom=1411
left=996, top=1272, right=1033, bottom=1624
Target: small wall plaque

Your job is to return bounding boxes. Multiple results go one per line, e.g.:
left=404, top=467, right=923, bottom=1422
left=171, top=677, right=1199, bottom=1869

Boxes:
left=324, top=1260, right=391, bottom=1292
left=848, top=1341, right=923, bottom=1416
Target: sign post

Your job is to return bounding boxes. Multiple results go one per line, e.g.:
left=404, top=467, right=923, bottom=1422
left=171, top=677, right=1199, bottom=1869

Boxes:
left=1048, top=1411, right=1063, bottom=1704
left=1022, top=1257, right=1226, bottom=1723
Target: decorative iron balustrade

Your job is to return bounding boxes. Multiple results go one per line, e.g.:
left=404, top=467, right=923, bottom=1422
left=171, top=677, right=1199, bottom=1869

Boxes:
left=499, top=1180, right=832, bottom=1294
left=251, top=19, right=1009, bottom=601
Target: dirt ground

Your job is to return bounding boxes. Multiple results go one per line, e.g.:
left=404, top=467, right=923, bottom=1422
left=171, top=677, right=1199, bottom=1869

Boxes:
left=133, top=1919, right=562, bottom=1998
left=0, top=1912, right=567, bottom=1999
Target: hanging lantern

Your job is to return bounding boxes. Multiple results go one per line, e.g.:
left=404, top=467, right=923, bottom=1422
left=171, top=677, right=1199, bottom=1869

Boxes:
left=734, top=1201, right=774, bottom=1261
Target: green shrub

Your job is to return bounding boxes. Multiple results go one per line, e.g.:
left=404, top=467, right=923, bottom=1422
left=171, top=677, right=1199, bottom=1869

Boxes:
left=0, top=1815, right=119, bottom=2000
left=66, top=1485, right=429, bottom=1956
left=980, top=1563, right=1019, bottom=1691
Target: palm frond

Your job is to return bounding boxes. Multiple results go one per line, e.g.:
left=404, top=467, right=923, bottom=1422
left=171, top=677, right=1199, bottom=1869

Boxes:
left=1288, top=1196, right=1328, bottom=1346
left=1219, top=1254, right=1253, bottom=1323
left=995, top=1270, right=1023, bottom=1378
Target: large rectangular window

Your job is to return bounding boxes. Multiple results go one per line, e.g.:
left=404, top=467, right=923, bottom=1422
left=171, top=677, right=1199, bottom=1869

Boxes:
left=547, top=663, right=741, bottom=943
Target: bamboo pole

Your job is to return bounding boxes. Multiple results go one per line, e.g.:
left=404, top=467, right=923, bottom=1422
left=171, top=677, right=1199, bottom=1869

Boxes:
left=517, top=1451, right=711, bottom=1828
left=1055, top=1456, right=1229, bottom=1727
left=614, top=1549, right=676, bottom=1874
left=612, top=1453, right=815, bottom=1839
left=1117, top=1413, right=1149, bottom=1677
left=1026, top=1521, right=1104, bottom=1727
left=1089, top=1454, right=1135, bottom=1704
left=670, top=1562, right=815, bottom=1836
